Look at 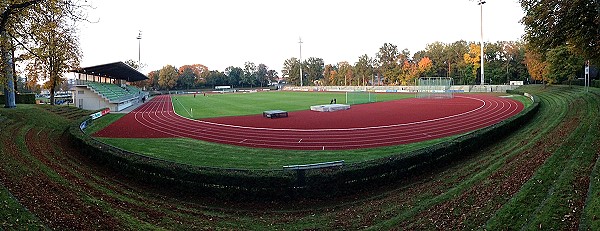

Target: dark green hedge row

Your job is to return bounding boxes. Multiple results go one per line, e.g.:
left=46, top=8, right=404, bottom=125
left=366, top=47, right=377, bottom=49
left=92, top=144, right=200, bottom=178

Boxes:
left=0, top=93, right=36, bottom=104
left=69, top=92, right=540, bottom=200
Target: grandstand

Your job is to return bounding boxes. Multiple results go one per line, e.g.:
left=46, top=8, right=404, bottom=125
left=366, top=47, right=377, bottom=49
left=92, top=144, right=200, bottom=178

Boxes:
left=70, top=62, right=148, bottom=112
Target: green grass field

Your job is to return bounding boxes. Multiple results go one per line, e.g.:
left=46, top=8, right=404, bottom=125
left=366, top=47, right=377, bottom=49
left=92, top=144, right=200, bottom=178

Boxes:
left=89, top=92, right=531, bottom=169
left=171, top=91, right=413, bottom=119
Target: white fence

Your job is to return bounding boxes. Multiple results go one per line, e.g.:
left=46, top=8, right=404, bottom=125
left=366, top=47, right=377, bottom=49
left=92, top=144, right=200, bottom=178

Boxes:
left=283, top=85, right=520, bottom=93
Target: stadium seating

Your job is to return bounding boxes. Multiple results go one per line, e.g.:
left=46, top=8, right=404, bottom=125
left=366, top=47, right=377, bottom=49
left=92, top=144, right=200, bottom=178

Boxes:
left=85, top=82, right=142, bottom=102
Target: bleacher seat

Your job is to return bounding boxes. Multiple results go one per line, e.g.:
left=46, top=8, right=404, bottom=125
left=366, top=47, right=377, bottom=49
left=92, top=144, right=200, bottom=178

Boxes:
left=85, top=82, right=141, bottom=102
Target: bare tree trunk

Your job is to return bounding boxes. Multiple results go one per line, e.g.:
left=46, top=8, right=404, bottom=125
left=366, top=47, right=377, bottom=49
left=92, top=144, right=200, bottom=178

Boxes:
left=2, top=30, right=16, bottom=108
left=11, top=46, right=17, bottom=93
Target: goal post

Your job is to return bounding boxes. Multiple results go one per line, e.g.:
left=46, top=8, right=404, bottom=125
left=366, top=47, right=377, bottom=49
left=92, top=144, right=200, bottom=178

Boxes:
left=345, top=91, right=377, bottom=105
left=416, top=77, right=454, bottom=99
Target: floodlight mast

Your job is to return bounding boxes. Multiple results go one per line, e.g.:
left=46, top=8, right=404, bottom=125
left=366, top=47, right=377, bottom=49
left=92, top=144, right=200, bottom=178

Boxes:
left=137, top=30, right=142, bottom=65
left=299, top=37, right=303, bottom=87
left=478, top=0, right=486, bottom=86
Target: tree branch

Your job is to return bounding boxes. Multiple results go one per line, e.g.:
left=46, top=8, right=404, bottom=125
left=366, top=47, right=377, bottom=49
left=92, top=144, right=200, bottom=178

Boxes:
left=1, top=0, right=43, bottom=33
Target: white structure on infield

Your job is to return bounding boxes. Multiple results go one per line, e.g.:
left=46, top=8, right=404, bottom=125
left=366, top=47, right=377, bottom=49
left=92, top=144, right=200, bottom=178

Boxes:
left=310, top=104, right=350, bottom=112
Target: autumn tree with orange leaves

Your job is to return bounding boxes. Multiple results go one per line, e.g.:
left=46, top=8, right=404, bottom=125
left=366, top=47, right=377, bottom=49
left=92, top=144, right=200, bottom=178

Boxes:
left=463, top=43, right=481, bottom=84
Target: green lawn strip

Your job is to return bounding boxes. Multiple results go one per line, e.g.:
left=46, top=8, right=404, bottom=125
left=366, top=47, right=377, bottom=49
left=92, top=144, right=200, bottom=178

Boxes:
left=214, top=212, right=327, bottom=230
left=172, top=91, right=413, bottom=119
left=39, top=111, right=197, bottom=228
left=50, top=134, right=217, bottom=228
left=368, top=85, right=572, bottom=229
left=149, top=206, right=225, bottom=229
left=0, top=123, right=37, bottom=180
left=372, top=126, right=540, bottom=229
left=85, top=113, right=124, bottom=135
left=370, top=132, right=544, bottom=230
left=521, top=93, right=600, bottom=229
left=581, top=129, right=600, bottom=229
left=81, top=195, right=161, bottom=230
left=96, top=136, right=453, bottom=169
left=485, top=88, right=587, bottom=229
left=9, top=111, right=135, bottom=228
left=70, top=170, right=210, bottom=228
left=14, top=125, right=74, bottom=188
left=0, top=183, right=47, bottom=230
left=0, top=124, right=46, bottom=230
left=513, top=95, right=534, bottom=108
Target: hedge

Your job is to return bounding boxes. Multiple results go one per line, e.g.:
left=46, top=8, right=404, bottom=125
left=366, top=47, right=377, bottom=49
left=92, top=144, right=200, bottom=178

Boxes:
left=0, top=93, right=36, bottom=104
left=69, top=92, right=540, bottom=200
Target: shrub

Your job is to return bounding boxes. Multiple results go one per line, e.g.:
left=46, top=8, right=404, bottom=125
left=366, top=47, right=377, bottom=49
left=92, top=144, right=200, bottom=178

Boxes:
left=0, top=93, right=36, bottom=104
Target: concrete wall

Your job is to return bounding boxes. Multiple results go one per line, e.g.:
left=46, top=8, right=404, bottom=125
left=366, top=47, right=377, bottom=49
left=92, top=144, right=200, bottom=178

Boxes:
left=73, top=86, right=116, bottom=111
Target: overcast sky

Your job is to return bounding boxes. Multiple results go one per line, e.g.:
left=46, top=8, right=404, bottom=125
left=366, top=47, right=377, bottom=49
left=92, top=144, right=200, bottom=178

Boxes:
left=77, top=0, right=525, bottom=74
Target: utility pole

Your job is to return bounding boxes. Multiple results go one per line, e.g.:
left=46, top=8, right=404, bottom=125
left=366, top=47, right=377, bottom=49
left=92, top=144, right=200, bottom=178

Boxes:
left=478, top=0, right=486, bottom=86
left=137, top=30, right=142, bottom=65
left=299, top=37, right=303, bottom=87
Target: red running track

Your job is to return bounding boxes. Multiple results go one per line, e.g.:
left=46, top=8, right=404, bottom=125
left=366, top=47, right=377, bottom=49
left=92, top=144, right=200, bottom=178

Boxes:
left=94, top=94, right=524, bottom=150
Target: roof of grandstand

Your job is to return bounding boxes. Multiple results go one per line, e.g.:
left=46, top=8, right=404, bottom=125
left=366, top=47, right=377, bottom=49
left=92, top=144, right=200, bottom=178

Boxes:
left=71, top=61, right=148, bottom=82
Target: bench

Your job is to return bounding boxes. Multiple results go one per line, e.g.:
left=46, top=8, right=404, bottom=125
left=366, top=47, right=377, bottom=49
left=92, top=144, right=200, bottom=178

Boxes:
left=283, top=160, right=345, bottom=170
left=263, top=110, right=288, bottom=119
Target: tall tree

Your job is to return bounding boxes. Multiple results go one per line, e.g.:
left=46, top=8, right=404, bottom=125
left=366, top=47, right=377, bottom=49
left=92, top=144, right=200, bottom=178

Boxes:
left=463, top=43, right=482, bottom=84
left=266, top=69, right=278, bottom=85
left=144, top=70, right=160, bottom=90
left=546, top=45, right=584, bottom=86
left=177, top=67, right=196, bottom=89
left=337, top=61, right=354, bottom=86
left=354, top=54, right=374, bottom=86
left=421, top=42, right=448, bottom=77
left=224, top=66, right=243, bottom=87
left=179, top=64, right=208, bottom=86
left=524, top=48, right=549, bottom=84
left=1, top=1, right=41, bottom=107
left=23, top=3, right=81, bottom=105
left=242, top=61, right=256, bottom=88
left=256, top=63, right=269, bottom=87
left=520, top=0, right=599, bottom=64
left=376, top=43, right=400, bottom=84
left=447, top=41, right=470, bottom=81
left=323, top=64, right=337, bottom=86
left=205, top=70, right=227, bottom=88
left=1, top=0, right=89, bottom=107
left=283, top=57, right=301, bottom=86
left=158, top=65, right=178, bottom=90
left=304, top=57, right=324, bottom=86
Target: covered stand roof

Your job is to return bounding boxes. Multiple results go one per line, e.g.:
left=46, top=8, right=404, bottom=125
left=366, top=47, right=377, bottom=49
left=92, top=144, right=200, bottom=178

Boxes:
left=71, top=61, right=148, bottom=82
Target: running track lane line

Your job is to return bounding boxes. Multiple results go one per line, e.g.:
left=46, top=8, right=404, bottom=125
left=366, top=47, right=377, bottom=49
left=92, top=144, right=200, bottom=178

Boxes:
left=96, top=94, right=524, bottom=150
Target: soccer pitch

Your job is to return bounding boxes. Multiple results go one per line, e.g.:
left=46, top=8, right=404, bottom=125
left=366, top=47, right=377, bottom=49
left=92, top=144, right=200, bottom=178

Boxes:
left=171, top=91, right=413, bottom=119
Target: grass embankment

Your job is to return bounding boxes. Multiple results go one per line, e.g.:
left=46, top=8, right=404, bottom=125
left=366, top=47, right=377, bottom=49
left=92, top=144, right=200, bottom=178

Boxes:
left=1, top=86, right=599, bottom=229
left=96, top=135, right=457, bottom=169
left=0, top=105, right=89, bottom=229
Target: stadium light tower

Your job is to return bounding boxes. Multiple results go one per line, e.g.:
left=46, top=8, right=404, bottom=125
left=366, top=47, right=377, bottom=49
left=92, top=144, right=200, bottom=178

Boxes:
left=137, top=30, right=142, bottom=65
left=299, top=37, right=303, bottom=87
left=478, top=0, right=486, bottom=85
